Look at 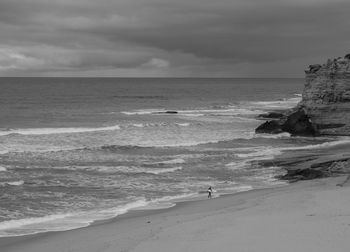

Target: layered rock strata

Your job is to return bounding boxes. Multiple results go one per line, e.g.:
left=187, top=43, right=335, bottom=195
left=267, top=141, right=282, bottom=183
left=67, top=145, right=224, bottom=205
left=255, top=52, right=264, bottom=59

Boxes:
left=301, top=56, right=350, bottom=135
left=256, top=54, right=350, bottom=136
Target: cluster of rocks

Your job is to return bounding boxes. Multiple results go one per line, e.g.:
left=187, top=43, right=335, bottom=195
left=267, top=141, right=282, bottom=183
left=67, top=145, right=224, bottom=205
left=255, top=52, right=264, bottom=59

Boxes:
left=256, top=108, right=317, bottom=136
left=280, top=160, right=350, bottom=182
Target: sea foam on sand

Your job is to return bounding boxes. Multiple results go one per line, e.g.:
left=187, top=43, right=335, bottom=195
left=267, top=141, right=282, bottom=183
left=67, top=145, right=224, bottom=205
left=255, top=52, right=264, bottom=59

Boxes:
left=1, top=177, right=349, bottom=252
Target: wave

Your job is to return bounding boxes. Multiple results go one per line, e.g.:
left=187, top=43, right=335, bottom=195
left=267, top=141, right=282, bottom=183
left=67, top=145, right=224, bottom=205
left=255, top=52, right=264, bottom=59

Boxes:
left=136, top=193, right=200, bottom=210
left=281, top=137, right=350, bottom=151
left=121, top=110, right=159, bottom=115
left=145, top=167, right=183, bottom=174
left=175, top=123, right=190, bottom=127
left=0, top=213, right=73, bottom=232
left=248, top=96, right=301, bottom=109
left=99, top=145, right=150, bottom=151
left=225, top=160, right=250, bottom=170
left=215, top=185, right=254, bottom=196
left=152, top=158, right=186, bottom=165
left=254, top=132, right=291, bottom=139
left=56, top=165, right=183, bottom=175
left=122, top=107, right=265, bottom=117
left=0, top=193, right=199, bottom=237
left=132, top=123, right=144, bottom=128
left=130, top=122, right=190, bottom=128
left=0, top=125, right=121, bottom=136
left=0, top=166, right=7, bottom=172
left=229, top=138, right=350, bottom=168
left=120, top=97, right=300, bottom=124
left=0, top=199, right=149, bottom=237
left=0, top=180, right=24, bottom=186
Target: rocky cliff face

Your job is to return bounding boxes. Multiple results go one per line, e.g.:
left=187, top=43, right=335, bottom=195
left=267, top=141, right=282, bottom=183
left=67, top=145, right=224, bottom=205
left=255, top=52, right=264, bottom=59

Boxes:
left=256, top=54, right=350, bottom=136
left=300, top=55, right=350, bottom=135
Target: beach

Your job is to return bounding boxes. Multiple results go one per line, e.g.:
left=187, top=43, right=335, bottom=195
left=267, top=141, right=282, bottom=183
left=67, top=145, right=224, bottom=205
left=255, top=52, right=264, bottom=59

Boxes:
left=0, top=175, right=349, bottom=252
left=1, top=78, right=350, bottom=251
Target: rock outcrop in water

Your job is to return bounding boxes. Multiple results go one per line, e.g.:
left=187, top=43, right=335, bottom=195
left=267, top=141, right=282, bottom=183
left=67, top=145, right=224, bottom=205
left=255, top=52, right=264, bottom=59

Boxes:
left=256, top=54, right=350, bottom=136
left=256, top=109, right=317, bottom=136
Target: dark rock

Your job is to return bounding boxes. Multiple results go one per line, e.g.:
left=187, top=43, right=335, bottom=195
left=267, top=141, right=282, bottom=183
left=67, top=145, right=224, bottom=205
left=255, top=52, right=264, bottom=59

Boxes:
left=255, top=109, right=318, bottom=136
left=281, top=109, right=317, bottom=136
left=316, top=123, right=346, bottom=130
left=155, top=111, right=178, bottom=114
left=305, top=64, right=322, bottom=74
left=345, top=54, right=350, bottom=60
left=280, top=168, right=326, bottom=181
left=258, top=112, right=284, bottom=119
left=255, top=120, right=283, bottom=134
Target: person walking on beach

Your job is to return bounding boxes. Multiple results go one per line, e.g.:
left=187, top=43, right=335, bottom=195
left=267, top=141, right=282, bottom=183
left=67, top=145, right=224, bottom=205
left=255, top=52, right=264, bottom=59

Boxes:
left=207, top=186, right=213, bottom=199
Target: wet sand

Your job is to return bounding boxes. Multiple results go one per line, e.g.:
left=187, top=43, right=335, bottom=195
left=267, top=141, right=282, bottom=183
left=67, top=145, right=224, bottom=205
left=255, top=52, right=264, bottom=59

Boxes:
left=1, top=175, right=350, bottom=252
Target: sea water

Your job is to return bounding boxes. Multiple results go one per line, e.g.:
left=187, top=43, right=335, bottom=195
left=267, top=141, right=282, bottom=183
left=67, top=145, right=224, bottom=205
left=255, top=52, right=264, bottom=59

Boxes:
left=0, top=78, right=344, bottom=237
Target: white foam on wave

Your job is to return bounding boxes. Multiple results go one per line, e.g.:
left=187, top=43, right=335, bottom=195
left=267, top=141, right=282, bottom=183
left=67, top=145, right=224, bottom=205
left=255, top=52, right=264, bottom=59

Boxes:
left=0, top=180, right=24, bottom=186
left=282, top=138, right=350, bottom=151
left=132, top=123, right=144, bottom=128
left=0, top=213, right=73, bottom=232
left=225, top=147, right=282, bottom=171
left=247, top=95, right=301, bottom=111
left=122, top=107, right=265, bottom=118
left=121, top=110, right=158, bottom=115
left=180, top=113, right=205, bottom=117
left=0, top=125, right=121, bottom=136
left=0, top=199, right=150, bottom=237
left=134, top=193, right=199, bottom=210
left=225, top=160, right=250, bottom=170
left=58, top=165, right=183, bottom=175
left=225, top=145, right=286, bottom=171
left=254, top=132, right=291, bottom=139
left=228, top=138, right=350, bottom=172
left=154, top=158, right=186, bottom=165
left=235, top=147, right=283, bottom=159
left=0, top=193, right=208, bottom=238
left=215, top=185, right=254, bottom=196
left=0, top=166, right=7, bottom=172
left=175, top=123, right=190, bottom=127
left=146, top=167, right=183, bottom=175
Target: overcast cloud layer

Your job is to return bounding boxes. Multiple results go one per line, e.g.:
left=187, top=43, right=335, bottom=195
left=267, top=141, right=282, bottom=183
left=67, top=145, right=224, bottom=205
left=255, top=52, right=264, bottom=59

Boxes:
left=0, top=0, right=349, bottom=77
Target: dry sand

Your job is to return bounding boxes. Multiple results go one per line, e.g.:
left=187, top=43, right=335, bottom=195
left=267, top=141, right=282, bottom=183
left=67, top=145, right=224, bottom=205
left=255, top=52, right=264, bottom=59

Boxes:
left=1, top=176, right=350, bottom=252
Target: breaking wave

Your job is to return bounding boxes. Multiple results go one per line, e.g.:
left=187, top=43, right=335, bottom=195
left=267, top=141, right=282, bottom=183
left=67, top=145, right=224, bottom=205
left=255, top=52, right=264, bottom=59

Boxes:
left=0, top=181, right=24, bottom=186
left=0, top=125, right=121, bottom=136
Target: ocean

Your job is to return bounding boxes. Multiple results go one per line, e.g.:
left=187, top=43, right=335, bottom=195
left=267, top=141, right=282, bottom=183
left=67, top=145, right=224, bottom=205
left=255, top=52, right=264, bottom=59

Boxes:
left=0, top=77, right=342, bottom=237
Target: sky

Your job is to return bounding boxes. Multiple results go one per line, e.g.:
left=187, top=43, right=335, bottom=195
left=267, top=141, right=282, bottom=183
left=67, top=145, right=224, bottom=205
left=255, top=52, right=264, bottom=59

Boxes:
left=0, top=0, right=349, bottom=77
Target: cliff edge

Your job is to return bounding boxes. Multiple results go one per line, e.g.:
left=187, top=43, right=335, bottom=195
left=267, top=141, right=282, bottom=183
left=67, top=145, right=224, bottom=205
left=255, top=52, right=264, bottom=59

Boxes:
left=301, top=54, right=350, bottom=135
left=256, top=54, right=350, bottom=136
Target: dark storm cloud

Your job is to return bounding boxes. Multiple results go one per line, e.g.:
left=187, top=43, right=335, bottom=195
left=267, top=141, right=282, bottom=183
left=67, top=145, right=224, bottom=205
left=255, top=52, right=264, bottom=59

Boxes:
left=0, top=0, right=350, bottom=76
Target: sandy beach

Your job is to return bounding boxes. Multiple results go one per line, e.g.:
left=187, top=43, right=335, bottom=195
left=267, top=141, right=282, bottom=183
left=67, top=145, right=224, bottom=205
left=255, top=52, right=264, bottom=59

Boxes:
left=1, top=175, right=350, bottom=252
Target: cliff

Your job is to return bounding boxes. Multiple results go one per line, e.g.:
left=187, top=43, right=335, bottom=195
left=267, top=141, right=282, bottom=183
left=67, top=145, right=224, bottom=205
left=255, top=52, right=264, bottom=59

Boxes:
left=256, top=54, right=350, bottom=136
left=301, top=55, right=350, bottom=135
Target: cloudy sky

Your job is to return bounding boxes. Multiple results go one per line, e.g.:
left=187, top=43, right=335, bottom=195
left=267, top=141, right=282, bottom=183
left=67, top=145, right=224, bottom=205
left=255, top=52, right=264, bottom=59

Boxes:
left=0, top=0, right=349, bottom=77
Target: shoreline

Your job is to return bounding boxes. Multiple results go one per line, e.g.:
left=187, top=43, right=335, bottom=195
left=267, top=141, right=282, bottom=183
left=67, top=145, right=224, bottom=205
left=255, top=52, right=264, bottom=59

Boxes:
left=1, top=175, right=350, bottom=252
left=1, top=134, right=350, bottom=249
left=0, top=181, right=286, bottom=242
